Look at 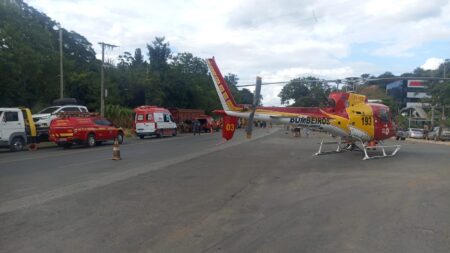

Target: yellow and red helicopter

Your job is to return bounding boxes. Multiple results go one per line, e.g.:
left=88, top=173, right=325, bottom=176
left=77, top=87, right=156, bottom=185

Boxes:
left=206, top=57, right=401, bottom=160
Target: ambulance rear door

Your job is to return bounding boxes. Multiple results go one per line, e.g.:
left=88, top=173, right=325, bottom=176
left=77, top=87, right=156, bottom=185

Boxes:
left=135, top=112, right=156, bottom=134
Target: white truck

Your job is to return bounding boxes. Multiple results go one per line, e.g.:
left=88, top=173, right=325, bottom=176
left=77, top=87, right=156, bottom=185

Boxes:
left=0, top=108, right=37, bottom=152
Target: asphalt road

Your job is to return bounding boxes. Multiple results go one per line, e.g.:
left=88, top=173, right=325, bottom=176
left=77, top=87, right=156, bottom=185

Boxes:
left=1, top=128, right=450, bottom=253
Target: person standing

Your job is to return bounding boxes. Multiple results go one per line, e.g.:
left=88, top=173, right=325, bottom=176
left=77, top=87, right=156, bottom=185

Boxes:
left=193, top=119, right=201, bottom=135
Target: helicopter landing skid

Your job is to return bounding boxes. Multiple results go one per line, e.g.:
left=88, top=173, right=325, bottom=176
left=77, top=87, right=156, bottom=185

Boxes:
left=359, top=140, right=401, bottom=160
left=314, top=138, right=350, bottom=156
left=314, top=138, right=401, bottom=160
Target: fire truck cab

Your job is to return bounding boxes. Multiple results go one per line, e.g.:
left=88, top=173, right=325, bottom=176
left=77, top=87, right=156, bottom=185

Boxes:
left=134, top=106, right=177, bottom=139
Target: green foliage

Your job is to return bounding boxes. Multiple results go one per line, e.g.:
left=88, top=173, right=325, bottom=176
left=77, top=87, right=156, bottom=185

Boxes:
left=105, top=105, right=134, bottom=128
left=0, top=0, right=99, bottom=110
left=0, top=1, right=222, bottom=115
left=223, top=73, right=255, bottom=105
left=427, top=82, right=450, bottom=106
left=147, top=36, right=171, bottom=73
left=395, top=115, right=408, bottom=128
left=7, top=0, right=447, bottom=117
left=278, top=77, right=330, bottom=107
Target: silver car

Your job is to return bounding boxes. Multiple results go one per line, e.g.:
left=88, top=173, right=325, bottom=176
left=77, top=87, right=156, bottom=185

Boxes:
left=427, top=127, right=450, bottom=141
left=408, top=128, right=424, bottom=139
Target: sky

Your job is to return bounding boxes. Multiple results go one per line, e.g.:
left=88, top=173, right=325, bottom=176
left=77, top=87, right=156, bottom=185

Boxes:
left=27, top=0, right=450, bottom=106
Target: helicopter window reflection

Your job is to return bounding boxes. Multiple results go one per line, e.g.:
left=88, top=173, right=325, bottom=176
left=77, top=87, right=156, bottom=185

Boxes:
left=379, top=109, right=389, bottom=123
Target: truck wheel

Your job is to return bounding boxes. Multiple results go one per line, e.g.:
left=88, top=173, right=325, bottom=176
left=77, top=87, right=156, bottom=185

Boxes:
left=172, top=129, right=177, bottom=136
left=139, top=135, right=145, bottom=139
left=117, top=132, right=124, bottom=144
left=156, top=130, right=162, bottom=138
left=10, top=137, right=25, bottom=152
left=86, top=133, right=96, bottom=147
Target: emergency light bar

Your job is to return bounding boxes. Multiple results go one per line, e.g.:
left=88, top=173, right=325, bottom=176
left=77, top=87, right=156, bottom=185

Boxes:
left=55, top=112, right=100, bottom=118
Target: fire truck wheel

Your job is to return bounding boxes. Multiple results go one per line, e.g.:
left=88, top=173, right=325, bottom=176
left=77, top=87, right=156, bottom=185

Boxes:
left=86, top=133, right=96, bottom=147
left=117, top=132, right=124, bottom=144
left=10, top=137, right=25, bottom=152
left=156, top=130, right=162, bottom=138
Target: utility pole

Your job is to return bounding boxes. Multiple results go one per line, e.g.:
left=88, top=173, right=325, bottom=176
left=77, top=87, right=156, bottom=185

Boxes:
left=444, top=59, right=449, bottom=80
left=59, top=23, right=64, bottom=99
left=431, top=105, right=435, bottom=127
left=98, top=42, right=118, bottom=116
left=442, top=59, right=449, bottom=121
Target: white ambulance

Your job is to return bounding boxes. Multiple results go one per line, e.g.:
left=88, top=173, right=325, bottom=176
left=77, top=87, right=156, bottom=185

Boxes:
left=133, top=106, right=177, bottom=139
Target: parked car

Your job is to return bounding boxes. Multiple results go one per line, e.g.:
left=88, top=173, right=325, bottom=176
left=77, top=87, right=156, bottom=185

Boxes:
left=395, top=128, right=407, bottom=140
left=426, top=126, right=450, bottom=141
left=49, top=113, right=123, bottom=148
left=33, top=105, right=88, bottom=129
left=408, top=128, right=425, bottom=139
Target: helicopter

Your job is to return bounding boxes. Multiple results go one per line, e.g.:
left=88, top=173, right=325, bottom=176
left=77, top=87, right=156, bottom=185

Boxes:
left=206, top=57, right=403, bottom=160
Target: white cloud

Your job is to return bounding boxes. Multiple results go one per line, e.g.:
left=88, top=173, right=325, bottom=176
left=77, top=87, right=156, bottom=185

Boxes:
left=25, top=0, right=450, bottom=105
left=421, top=57, right=444, bottom=70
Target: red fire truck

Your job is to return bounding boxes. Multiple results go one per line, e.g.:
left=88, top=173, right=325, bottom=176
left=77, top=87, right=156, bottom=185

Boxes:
left=134, top=106, right=177, bottom=139
left=49, top=112, right=124, bottom=148
left=194, top=115, right=219, bottom=132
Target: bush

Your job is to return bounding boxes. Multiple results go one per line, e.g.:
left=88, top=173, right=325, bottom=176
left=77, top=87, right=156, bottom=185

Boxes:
left=105, top=105, right=134, bottom=129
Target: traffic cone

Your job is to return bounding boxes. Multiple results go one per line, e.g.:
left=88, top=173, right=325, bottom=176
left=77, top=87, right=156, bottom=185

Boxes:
left=27, top=143, right=38, bottom=151
left=112, top=138, right=121, bottom=160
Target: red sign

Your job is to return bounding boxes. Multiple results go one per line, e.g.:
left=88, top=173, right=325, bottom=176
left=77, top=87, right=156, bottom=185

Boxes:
left=407, top=80, right=425, bottom=88
left=222, top=116, right=238, bottom=141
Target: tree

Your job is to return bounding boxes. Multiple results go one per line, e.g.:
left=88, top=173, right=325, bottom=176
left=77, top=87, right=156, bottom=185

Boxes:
left=147, top=37, right=171, bottom=73
left=133, top=48, right=144, bottom=67
left=0, top=0, right=99, bottom=110
left=278, top=77, right=329, bottom=106
left=171, top=52, right=207, bottom=75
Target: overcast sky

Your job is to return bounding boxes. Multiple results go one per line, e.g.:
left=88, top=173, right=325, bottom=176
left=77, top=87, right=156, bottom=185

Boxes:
left=27, top=0, right=450, bottom=105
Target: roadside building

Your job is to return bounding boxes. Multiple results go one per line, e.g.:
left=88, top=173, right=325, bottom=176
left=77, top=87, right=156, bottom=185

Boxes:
left=386, top=80, right=430, bottom=109
left=386, top=80, right=431, bottom=127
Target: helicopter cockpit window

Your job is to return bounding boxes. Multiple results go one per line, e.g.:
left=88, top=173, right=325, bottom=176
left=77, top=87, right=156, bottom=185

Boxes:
left=327, top=98, right=336, bottom=108
left=379, top=109, right=389, bottom=123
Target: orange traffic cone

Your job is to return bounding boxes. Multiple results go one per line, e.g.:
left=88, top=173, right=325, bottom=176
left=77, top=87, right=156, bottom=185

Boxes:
left=27, top=143, right=38, bottom=151
left=112, top=138, right=121, bottom=160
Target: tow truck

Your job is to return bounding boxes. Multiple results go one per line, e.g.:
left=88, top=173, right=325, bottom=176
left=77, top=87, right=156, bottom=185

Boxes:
left=0, top=107, right=37, bottom=152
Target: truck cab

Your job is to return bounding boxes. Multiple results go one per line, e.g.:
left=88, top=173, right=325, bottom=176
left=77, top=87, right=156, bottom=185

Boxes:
left=134, top=106, right=177, bottom=139
left=0, top=108, right=37, bottom=151
left=194, top=115, right=218, bottom=132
